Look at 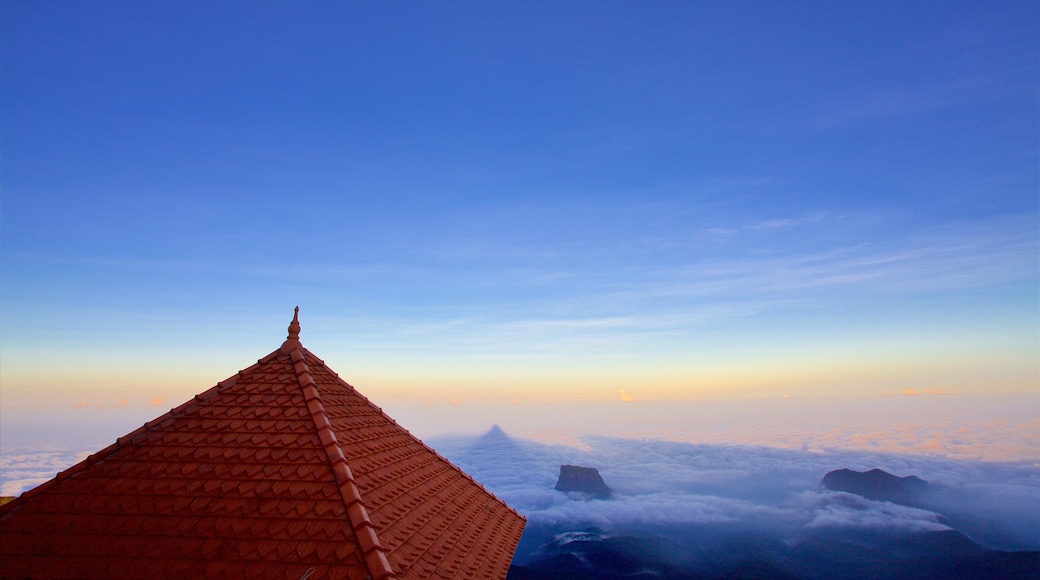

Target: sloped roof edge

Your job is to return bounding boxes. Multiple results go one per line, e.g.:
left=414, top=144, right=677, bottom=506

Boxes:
left=0, top=348, right=269, bottom=513
left=1, top=309, right=526, bottom=579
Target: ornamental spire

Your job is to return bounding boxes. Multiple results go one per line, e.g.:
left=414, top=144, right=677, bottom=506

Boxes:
left=281, top=306, right=302, bottom=352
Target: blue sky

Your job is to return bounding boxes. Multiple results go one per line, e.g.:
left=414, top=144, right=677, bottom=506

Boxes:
left=1, top=1, right=1037, bottom=433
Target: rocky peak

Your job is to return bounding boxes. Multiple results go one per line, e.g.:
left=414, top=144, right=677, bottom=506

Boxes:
left=821, top=468, right=929, bottom=507
left=555, top=465, right=612, bottom=500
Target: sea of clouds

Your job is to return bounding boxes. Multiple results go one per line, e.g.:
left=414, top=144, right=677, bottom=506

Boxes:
left=2, top=395, right=1037, bottom=558
left=429, top=428, right=1040, bottom=560
left=0, top=448, right=93, bottom=497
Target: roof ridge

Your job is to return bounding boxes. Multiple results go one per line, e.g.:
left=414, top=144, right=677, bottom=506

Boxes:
left=287, top=346, right=397, bottom=580
left=303, top=350, right=528, bottom=525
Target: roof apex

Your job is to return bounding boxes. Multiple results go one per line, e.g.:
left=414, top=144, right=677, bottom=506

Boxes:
left=280, top=306, right=302, bottom=353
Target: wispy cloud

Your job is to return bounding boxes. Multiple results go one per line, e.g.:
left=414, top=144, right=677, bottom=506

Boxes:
left=326, top=210, right=1034, bottom=360
left=609, top=213, right=1036, bottom=306
left=425, top=213, right=1029, bottom=342
left=746, top=212, right=828, bottom=231
left=803, top=79, right=992, bottom=130
left=73, top=399, right=129, bottom=410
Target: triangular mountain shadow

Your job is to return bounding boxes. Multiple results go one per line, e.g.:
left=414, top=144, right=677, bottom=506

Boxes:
left=448, top=425, right=543, bottom=491
left=474, top=425, right=525, bottom=452
left=0, top=309, right=525, bottom=580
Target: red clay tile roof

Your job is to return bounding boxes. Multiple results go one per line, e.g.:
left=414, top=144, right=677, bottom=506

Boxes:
left=0, top=309, right=525, bottom=579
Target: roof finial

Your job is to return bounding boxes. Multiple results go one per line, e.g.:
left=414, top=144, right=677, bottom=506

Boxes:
left=287, top=306, right=301, bottom=341
left=280, top=306, right=305, bottom=353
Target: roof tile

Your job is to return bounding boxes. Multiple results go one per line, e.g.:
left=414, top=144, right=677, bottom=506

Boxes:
left=0, top=312, right=524, bottom=579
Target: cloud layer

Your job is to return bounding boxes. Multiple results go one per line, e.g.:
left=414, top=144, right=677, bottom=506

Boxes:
left=430, top=429, right=1040, bottom=559
left=3, top=406, right=1036, bottom=555
left=0, top=449, right=91, bottom=497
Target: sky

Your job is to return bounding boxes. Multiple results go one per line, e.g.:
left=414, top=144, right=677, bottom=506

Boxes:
left=1, top=2, right=1038, bottom=474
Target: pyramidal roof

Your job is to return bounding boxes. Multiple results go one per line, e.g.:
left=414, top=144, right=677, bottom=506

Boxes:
left=0, top=309, right=526, bottom=579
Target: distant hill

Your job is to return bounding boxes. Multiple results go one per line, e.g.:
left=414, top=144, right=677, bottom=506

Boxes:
left=554, top=465, right=612, bottom=500
left=820, top=468, right=929, bottom=507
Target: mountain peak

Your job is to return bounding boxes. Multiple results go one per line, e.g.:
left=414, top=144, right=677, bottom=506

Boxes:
left=821, top=468, right=929, bottom=507
left=555, top=465, right=613, bottom=500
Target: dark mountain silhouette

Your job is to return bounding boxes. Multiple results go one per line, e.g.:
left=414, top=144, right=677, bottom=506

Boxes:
left=508, top=530, right=693, bottom=580
left=880, top=529, right=985, bottom=559
left=819, top=468, right=1037, bottom=552
left=820, top=468, right=929, bottom=506
left=554, top=465, right=612, bottom=499
left=941, top=510, right=1037, bottom=552
left=510, top=528, right=1040, bottom=580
